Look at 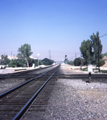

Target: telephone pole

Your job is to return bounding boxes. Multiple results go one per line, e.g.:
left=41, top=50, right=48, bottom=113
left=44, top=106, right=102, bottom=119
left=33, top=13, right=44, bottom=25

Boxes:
left=11, top=51, right=12, bottom=60
left=75, top=52, right=76, bottom=59
left=80, top=53, right=82, bottom=70
left=49, top=50, right=51, bottom=59
left=98, top=37, right=100, bottom=72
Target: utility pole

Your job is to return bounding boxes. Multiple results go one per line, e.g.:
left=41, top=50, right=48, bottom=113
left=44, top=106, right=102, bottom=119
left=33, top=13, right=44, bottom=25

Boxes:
left=11, top=51, right=12, bottom=60
left=49, top=50, right=51, bottom=59
left=80, top=53, right=82, bottom=70
left=98, top=37, right=100, bottom=72
left=65, top=55, right=67, bottom=64
left=37, top=54, right=40, bottom=66
left=75, top=52, right=76, bottom=59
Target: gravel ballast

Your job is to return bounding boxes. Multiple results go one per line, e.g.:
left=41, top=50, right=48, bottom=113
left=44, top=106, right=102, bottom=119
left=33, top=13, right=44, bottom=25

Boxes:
left=43, top=79, right=107, bottom=120
left=0, top=78, right=25, bottom=94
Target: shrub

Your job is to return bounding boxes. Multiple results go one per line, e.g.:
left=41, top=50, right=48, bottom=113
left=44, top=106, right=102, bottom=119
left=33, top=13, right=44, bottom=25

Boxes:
left=96, top=59, right=105, bottom=67
left=82, top=67, right=87, bottom=71
left=74, top=57, right=81, bottom=66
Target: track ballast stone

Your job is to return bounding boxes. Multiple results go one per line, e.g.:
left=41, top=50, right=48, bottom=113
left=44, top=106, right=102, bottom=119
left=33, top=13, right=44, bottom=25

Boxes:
left=44, top=79, right=107, bottom=120
left=0, top=78, right=25, bottom=94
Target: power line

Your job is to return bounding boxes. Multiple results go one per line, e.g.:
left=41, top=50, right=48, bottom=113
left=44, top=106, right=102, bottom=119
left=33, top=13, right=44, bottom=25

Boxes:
left=100, top=33, right=107, bottom=38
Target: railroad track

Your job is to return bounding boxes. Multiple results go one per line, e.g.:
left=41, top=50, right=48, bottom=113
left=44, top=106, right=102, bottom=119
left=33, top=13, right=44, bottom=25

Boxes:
left=58, top=74, right=107, bottom=83
left=0, top=65, right=60, bottom=120
left=0, top=66, right=52, bottom=79
left=58, top=74, right=107, bottom=78
left=21, top=73, right=57, bottom=120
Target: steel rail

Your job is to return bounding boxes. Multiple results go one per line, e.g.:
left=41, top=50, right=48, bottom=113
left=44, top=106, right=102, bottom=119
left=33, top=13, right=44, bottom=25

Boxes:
left=58, top=74, right=107, bottom=78
left=12, top=66, right=59, bottom=120
left=0, top=65, right=59, bottom=99
left=0, top=65, right=53, bottom=79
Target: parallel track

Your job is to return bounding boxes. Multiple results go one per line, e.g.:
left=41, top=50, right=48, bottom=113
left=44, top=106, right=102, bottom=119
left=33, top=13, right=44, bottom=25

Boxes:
left=0, top=66, right=52, bottom=79
left=0, top=65, right=59, bottom=120
left=58, top=74, right=107, bottom=83
left=0, top=65, right=107, bottom=120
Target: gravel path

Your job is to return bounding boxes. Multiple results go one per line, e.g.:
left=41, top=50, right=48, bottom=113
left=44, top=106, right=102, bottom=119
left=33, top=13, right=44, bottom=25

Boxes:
left=43, top=79, right=107, bottom=120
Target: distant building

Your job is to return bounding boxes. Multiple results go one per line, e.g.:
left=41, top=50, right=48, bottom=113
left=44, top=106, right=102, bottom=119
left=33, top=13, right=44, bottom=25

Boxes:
left=30, top=56, right=37, bottom=60
left=8, top=56, right=18, bottom=60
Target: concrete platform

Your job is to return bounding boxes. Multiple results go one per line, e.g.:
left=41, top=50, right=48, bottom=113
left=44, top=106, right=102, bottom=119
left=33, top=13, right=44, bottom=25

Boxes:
left=0, top=65, right=47, bottom=74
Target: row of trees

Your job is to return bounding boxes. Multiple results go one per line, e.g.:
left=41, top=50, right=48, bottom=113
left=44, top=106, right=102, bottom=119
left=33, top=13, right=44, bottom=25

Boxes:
left=68, top=31, right=105, bottom=67
left=7, top=58, right=54, bottom=67
left=0, top=44, right=54, bottom=67
left=72, top=56, right=105, bottom=67
left=67, top=58, right=83, bottom=66
left=0, top=55, right=10, bottom=65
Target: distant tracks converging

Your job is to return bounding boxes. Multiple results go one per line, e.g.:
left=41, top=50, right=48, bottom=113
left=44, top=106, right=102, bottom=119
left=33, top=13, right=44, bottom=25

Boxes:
left=0, top=65, right=60, bottom=120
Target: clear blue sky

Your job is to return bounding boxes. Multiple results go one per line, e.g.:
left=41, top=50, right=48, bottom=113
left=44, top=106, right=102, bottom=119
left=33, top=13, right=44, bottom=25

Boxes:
left=0, top=0, right=107, bottom=61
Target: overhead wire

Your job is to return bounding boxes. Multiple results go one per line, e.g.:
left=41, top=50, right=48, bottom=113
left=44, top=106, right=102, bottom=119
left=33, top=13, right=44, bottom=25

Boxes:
left=100, top=33, right=107, bottom=38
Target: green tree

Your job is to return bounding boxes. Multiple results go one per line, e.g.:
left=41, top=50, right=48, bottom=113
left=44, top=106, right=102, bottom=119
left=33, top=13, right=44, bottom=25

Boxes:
left=96, top=59, right=105, bottom=67
left=74, top=57, right=81, bottom=66
left=90, top=31, right=103, bottom=65
left=80, top=39, right=93, bottom=65
left=67, top=60, right=74, bottom=65
left=0, top=55, right=10, bottom=65
left=17, top=44, right=33, bottom=67
left=80, top=31, right=103, bottom=66
left=8, top=59, right=26, bottom=67
left=8, top=59, right=17, bottom=67
left=1, top=55, right=4, bottom=60
left=28, top=58, right=42, bottom=67
left=42, top=58, right=54, bottom=65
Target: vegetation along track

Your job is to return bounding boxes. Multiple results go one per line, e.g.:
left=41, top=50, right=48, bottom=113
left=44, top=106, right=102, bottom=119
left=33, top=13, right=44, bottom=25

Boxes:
left=0, top=65, right=60, bottom=120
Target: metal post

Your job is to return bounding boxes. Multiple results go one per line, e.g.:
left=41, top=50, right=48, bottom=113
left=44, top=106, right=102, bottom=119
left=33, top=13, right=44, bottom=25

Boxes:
left=88, top=72, right=91, bottom=83
left=75, top=52, right=76, bottom=59
left=37, top=54, right=40, bottom=66
left=38, top=59, right=39, bottom=66
left=80, top=53, right=82, bottom=70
